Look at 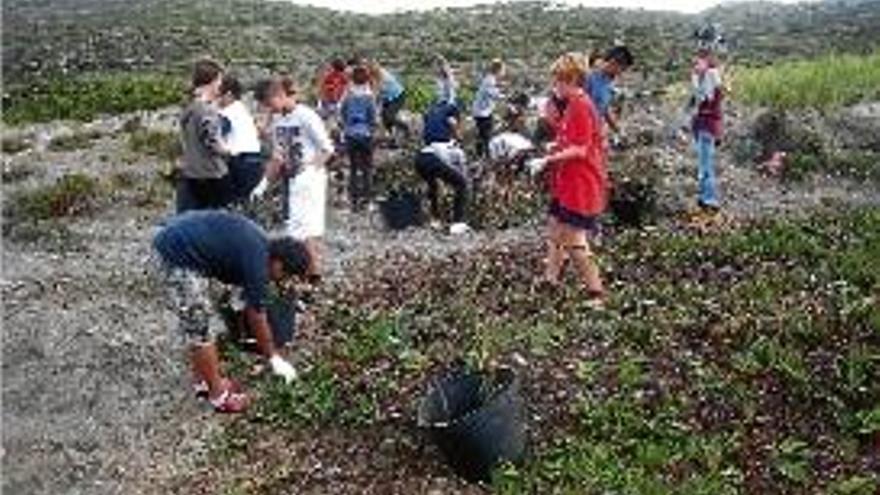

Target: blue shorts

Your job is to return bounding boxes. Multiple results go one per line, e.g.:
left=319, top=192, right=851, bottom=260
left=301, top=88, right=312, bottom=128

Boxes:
left=549, top=200, right=599, bottom=235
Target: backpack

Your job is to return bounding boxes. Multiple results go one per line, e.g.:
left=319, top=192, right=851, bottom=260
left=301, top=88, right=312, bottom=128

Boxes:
left=343, top=94, right=374, bottom=138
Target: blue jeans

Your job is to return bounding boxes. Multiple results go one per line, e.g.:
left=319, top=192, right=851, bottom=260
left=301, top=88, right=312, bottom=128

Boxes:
left=695, top=131, right=719, bottom=207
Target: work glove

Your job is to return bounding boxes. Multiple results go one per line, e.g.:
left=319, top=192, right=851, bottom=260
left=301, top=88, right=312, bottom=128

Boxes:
left=250, top=177, right=269, bottom=201
left=526, top=157, right=548, bottom=177
left=269, top=355, right=298, bottom=384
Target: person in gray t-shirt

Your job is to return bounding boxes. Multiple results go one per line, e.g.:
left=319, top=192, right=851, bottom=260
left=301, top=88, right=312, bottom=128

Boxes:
left=177, top=59, right=233, bottom=212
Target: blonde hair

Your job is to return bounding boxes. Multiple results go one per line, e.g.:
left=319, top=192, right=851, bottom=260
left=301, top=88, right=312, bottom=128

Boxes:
left=551, top=52, right=587, bottom=85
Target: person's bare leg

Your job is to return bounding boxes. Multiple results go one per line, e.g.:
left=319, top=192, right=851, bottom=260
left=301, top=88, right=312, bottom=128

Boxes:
left=544, top=218, right=566, bottom=283
left=305, top=237, right=323, bottom=279
left=190, top=342, right=224, bottom=399
left=565, top=227, right=604, bottom=295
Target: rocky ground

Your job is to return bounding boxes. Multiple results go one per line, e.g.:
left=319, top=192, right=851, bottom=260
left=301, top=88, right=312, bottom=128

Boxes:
left=2, top=99, right=879, bottom=494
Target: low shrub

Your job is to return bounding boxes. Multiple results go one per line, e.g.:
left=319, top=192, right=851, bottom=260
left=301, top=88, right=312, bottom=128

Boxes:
left=9, top=173, right=102, bottom=221
left=1, top=135, right=31, bottom=154
left=127, top=128, right=182, bottom=162
left=47, top=129, right=103, bottom=152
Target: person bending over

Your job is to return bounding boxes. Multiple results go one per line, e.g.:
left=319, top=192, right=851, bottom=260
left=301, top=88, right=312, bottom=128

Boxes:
left=416, top=100, right=471, bottom=235
left=153, top=210, right=306, bottom=413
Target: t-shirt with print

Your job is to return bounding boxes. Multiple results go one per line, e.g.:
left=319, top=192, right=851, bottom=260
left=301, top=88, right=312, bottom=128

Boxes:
left=269, top=104, right=334, bottom=176
left=153, top=210, right=269, bottom=309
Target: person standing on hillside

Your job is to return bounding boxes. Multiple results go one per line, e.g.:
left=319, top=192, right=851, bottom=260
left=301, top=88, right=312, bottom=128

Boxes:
left=689, top=40, right=725, bottom=213
left=252, top=75, right=334, bottom=284
left=435, top=54, right=458, bottom=105
left=369, top=61, right=410, bottom=147
left=317, top=58, right=349, bottom=121
left=471, top=58, right=505, bottom=158
left=218, top=75, right=264, bottom=202
left=340, top=64, right=378, bottom=211
left=526, top=53, right=608, bottom=306
left=176, top=59, right=233, bottom=213
left=153, top=210, right=306, bottom=412
left=584, top=46, right=633, bottom=139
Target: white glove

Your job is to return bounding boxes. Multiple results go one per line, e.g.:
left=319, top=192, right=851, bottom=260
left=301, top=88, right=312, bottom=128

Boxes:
left=250, top=177, right=269, bottom=200
left=526, top=157, right=548, bottom=177
left=269, top=355, right=298, bottom=384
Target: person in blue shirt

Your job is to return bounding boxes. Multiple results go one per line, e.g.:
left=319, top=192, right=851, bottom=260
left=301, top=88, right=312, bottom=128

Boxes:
left=369, top=61, right=410, bottom=147
left=340, top=65, right=378, bottom=211
left=584, top=45, right=634, bottom=136
left=152, top=210, right=310, bottom=413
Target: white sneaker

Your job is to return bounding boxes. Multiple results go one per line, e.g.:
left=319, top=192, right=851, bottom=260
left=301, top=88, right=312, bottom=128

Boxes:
left=449, top=223, right=471, bottom=235
left=269, top=355, right=298, bottom=384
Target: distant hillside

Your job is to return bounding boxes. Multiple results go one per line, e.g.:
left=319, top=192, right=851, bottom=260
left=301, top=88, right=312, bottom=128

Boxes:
left=2, top=0, right=879, bottom=86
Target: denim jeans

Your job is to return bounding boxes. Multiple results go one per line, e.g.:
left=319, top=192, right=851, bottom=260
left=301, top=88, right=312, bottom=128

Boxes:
left=695, top=131, right=719, bottom=207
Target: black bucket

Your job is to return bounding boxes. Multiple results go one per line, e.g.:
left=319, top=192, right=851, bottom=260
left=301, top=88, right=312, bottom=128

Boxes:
left=418, top=364, right=527, bottom=482
left=610, top=179, right=657, bottom=228
left=379, top=190, right=424, bottom=231
left=219, top=289, right=298, bottom=350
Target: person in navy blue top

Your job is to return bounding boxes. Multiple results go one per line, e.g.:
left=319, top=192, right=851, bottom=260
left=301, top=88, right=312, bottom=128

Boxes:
left=584, top=45, right=633, bottom=135
left=422, top=100, right=461, bottom=145
left=153, top=210, right=309, bottom=412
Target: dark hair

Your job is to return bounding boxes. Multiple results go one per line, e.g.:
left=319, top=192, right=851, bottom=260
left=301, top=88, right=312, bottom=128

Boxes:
left=192, top=59, right=223, bottom=89
left=588, top=49, right=603, bottom=67
left=331, top=58, right=346, bottom=71
left=605, top=46, right=634, bottom=68
left=269, top=237, right=310, bottom=277
left=254, top=75, right=297, bottom=104
left=351, top=65, right=370, bottom=85
left=220, top=75, right=243, bottom=99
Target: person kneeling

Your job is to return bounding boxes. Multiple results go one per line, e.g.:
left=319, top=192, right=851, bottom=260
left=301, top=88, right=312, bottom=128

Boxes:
left=153, top=210, right=308, bottom=413
left=417, top=100, right=471, bottom=235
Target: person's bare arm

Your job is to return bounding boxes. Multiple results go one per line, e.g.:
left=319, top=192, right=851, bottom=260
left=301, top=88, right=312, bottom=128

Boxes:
left=547, top=144, right=588, bottom=163
left=605, top=111, right=620, bottom=134
left=244, top=306, right=276, bottom=358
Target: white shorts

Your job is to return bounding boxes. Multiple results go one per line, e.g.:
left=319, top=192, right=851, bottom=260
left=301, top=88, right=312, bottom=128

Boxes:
left=286, top=166, right=328, bottom=240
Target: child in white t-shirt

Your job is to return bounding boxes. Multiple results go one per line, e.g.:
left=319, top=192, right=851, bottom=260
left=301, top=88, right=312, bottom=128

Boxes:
left=253, top=76, right=334, bottom=281
left=218, top=75, right=264, bottom=201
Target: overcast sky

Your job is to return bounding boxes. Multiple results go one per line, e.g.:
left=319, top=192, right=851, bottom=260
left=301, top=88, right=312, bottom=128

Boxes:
left=287, top=0, right=814, bottom=15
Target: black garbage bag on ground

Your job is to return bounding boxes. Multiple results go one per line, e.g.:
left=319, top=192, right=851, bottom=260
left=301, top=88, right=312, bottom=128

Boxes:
left=418, top=363, right=527, bottom=482
left=379, top=190, right=425, bottom=231
left=609, top=178, right=657, bottom=228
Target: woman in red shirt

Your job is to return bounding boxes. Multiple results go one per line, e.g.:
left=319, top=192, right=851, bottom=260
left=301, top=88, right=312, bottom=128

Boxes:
left=528, top=53, right=608, bottom=304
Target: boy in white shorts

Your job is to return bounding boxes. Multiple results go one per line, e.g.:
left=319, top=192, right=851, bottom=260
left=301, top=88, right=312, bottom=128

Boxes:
left=252, top=76, right=334, bottom=282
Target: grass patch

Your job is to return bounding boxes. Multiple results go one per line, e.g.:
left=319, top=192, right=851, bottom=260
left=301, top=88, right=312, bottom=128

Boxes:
left=736, top=51, right=880, bottom=109
left=47, top=129, right=103, bottom=152
left=2, top=73, right=184, bottom=125
left=127, top=128, right=182, bottom=162
left=1, top=135, right=31, bottom=154
left=7, top=173, right=102, bottom=222
left=196, top=208, right=880, bottom=493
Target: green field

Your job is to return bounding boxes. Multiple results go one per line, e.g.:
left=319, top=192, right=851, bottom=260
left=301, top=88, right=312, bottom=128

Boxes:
left=735, top=51, right=880, bottom=109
